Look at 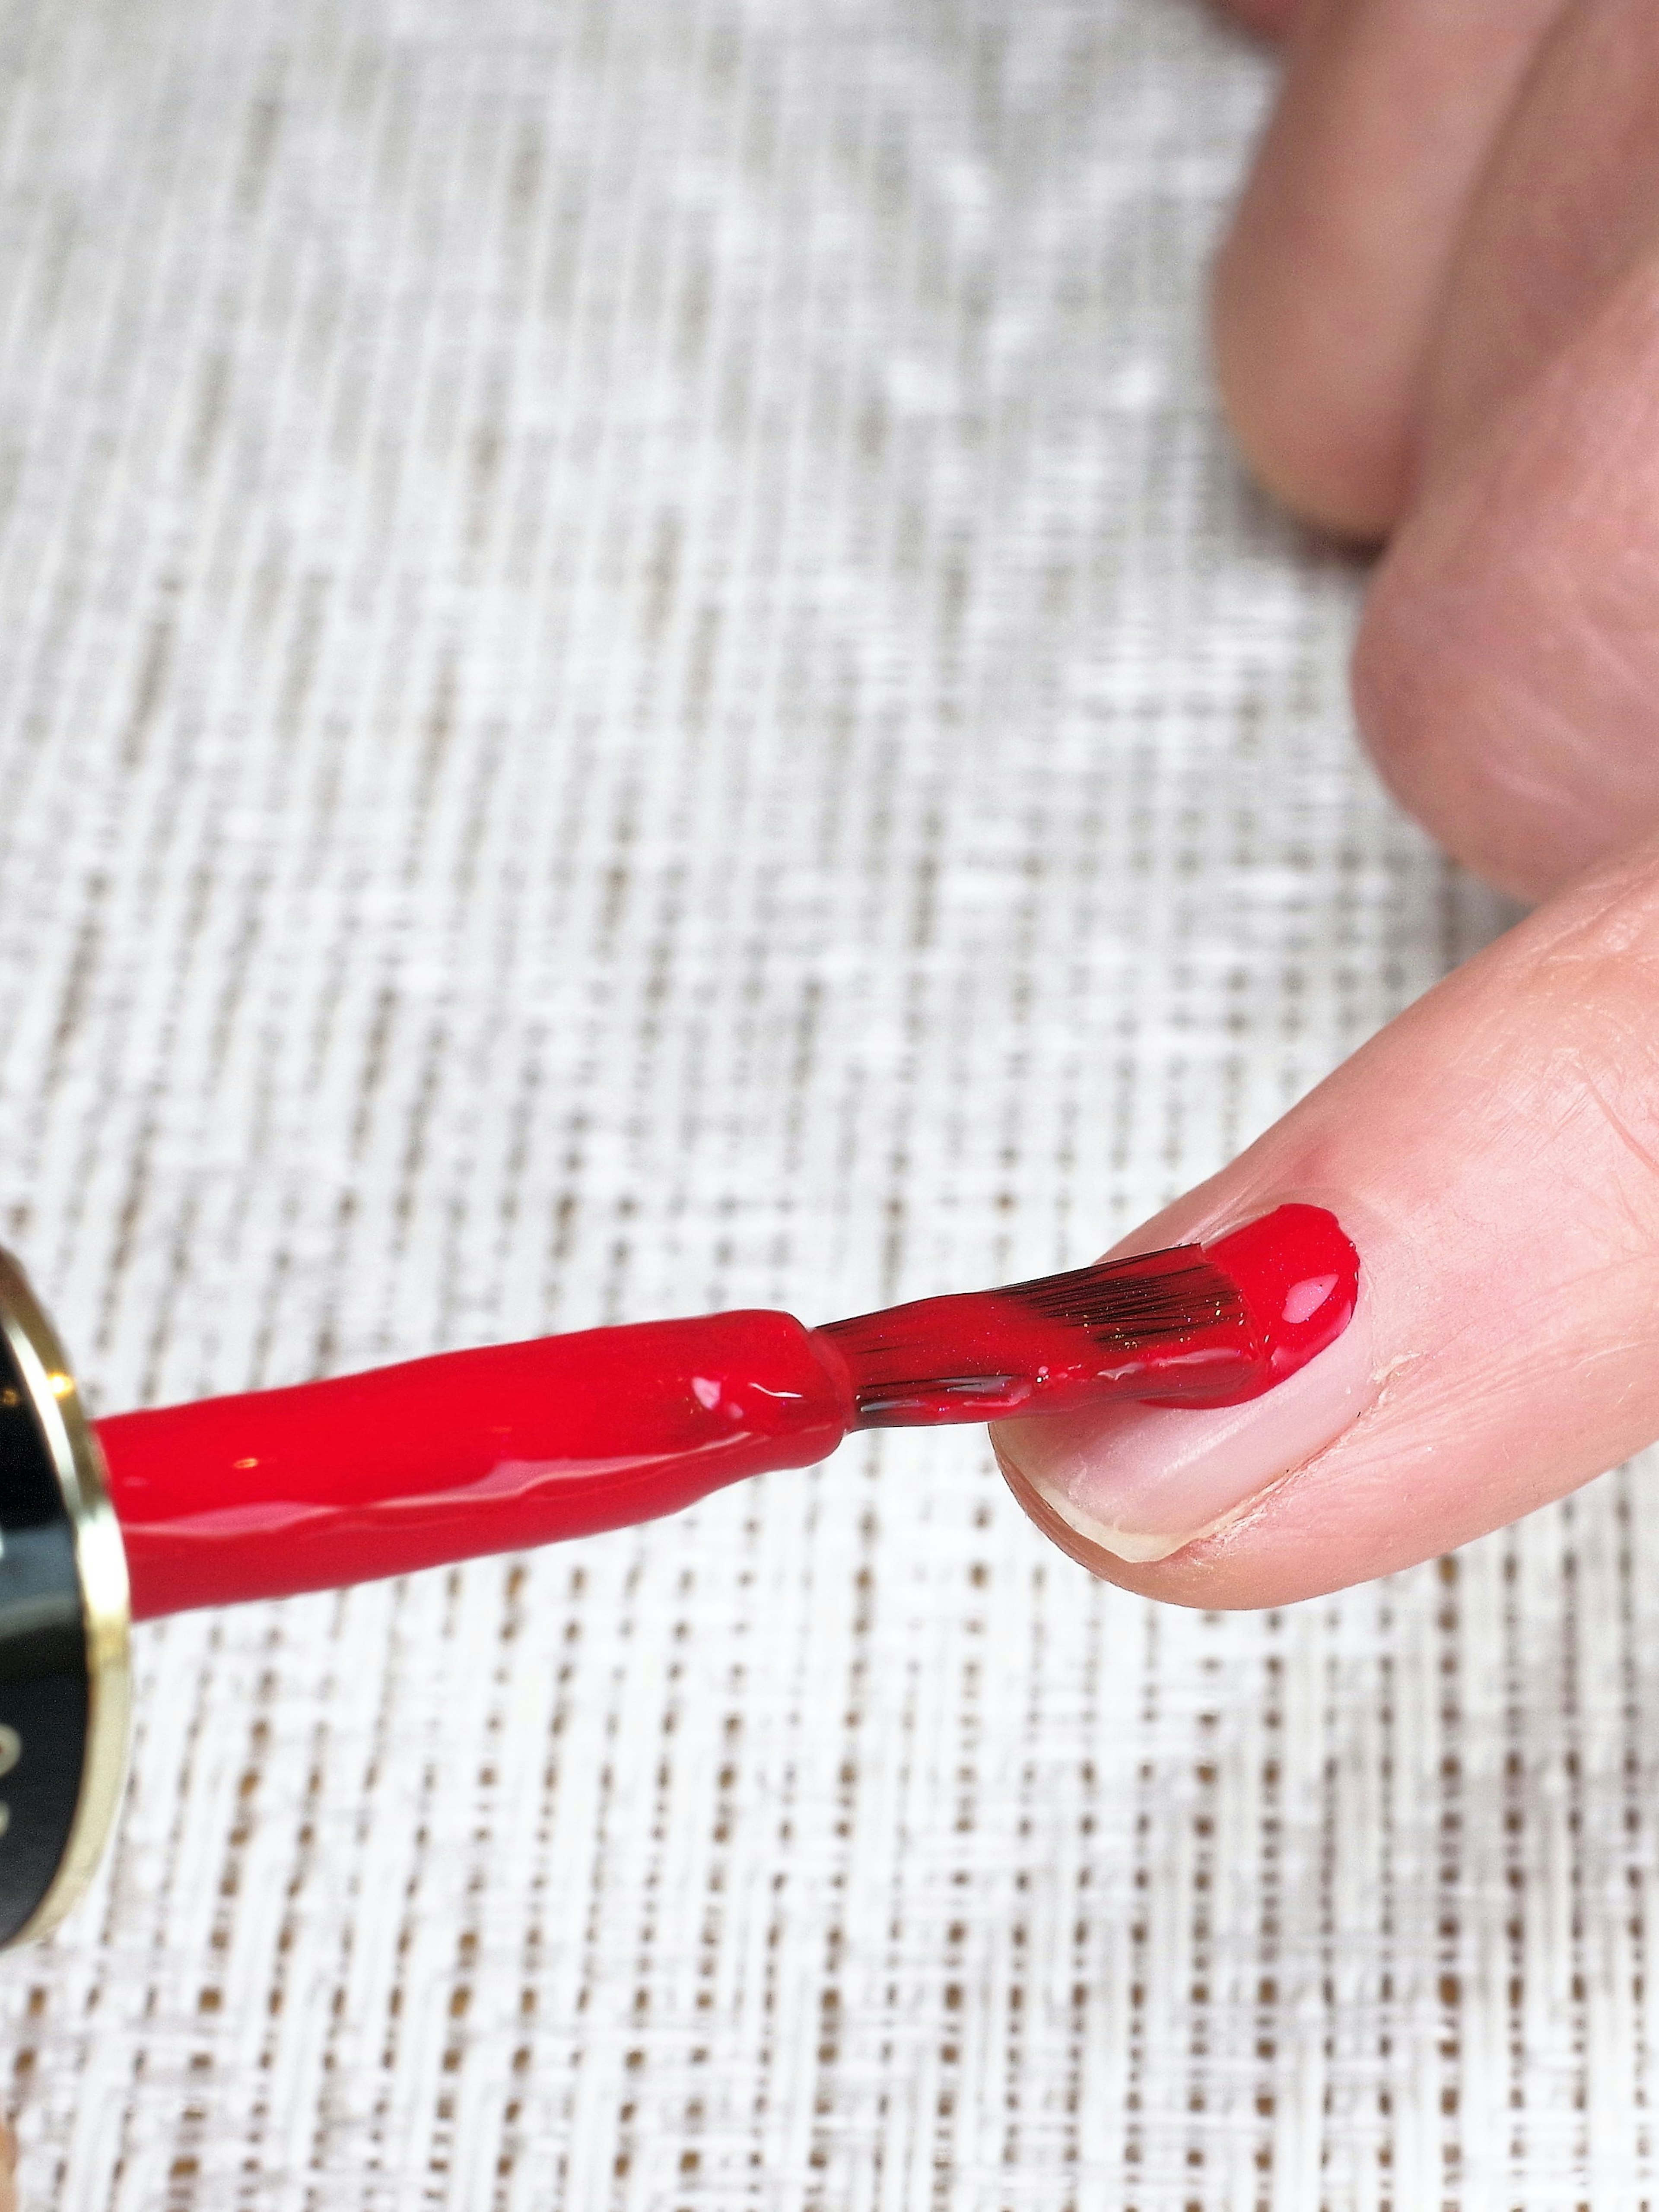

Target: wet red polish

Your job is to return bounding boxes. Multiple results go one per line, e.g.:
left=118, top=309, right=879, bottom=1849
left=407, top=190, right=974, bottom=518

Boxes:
left=93, top=1202, right=1359, bottom=1619
left=1151, top=1202, right=1360, bottom=1405
left=99, top=1313, right=852, bottom=1621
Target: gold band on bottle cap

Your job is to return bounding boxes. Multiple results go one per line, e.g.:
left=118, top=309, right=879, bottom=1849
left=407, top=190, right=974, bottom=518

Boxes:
left=0, top=1250, right=131, bottom=1946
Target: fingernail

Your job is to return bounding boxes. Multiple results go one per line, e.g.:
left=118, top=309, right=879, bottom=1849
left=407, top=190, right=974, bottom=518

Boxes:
left=992, top=1228, right=1378, bottom=1565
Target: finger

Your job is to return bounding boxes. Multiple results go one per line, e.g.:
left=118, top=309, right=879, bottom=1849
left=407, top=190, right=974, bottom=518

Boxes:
left=992, top=830, right=1659, bottom=1608
left=1211, top=0, right=1565, bottom=539
left=1417, top=0, right=1659, bottom=472
left=0, top=2118, right=16, bottom=2212
left=1355, top=3, right=1659, bottom=900
left=1212, top=0, right=1302, bottom=38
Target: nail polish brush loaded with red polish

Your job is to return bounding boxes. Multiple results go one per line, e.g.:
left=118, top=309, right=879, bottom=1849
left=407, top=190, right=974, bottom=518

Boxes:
left=0, top=1203, right=1356, bottom=1947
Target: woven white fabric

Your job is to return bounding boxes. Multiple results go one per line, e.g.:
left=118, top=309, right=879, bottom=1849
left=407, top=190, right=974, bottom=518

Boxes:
left=0, top=0, right=1641, bottom=2204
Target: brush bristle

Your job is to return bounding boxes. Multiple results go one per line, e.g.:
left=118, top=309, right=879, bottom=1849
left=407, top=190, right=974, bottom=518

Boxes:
left=994, top=1253, right=1244, bottom=1342
left=816, top=1244, right=1255, bottom=1428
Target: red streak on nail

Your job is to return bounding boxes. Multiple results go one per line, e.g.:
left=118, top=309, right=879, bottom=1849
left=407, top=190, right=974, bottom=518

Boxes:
left=93, top=1203, right=1359, bottom=1619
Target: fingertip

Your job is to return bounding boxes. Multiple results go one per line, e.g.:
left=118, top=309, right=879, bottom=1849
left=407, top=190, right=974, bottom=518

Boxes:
left=1211, top=233, right=1409, bottom=543
left=996, top=1438, right=1335, bottom=1610
left=1209, top=0, right=1571, bottom=547
left=994, top=1259, right=1380, bottom=1592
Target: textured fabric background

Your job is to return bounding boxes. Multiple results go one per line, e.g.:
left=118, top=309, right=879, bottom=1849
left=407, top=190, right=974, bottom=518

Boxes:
left=0, top=0, right=1645, bottom=2205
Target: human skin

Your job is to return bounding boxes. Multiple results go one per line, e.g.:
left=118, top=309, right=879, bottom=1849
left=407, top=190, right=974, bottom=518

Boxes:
left=994, top=0, right=1659, bottom=1605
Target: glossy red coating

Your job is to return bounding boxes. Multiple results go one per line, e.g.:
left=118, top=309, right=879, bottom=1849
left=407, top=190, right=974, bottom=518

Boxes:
left=1180, top=1203, right=1360, bottom=1403
left=92, top=1203, right=1359, bottom=1619
left=816, top=1244, right=1258, bottom=1425
left=817, top=1203, right=1359, bottom=1424
left=100, top=1312, right=854, bottom=1619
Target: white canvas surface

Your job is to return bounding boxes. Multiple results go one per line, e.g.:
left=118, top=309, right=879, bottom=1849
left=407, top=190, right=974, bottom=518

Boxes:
left=0, top=0, right=1646, bottom=2204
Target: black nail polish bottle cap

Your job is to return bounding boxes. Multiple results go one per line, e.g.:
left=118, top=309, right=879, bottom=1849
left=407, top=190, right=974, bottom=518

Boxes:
left=0, top=1252, right=130, bottom=1948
